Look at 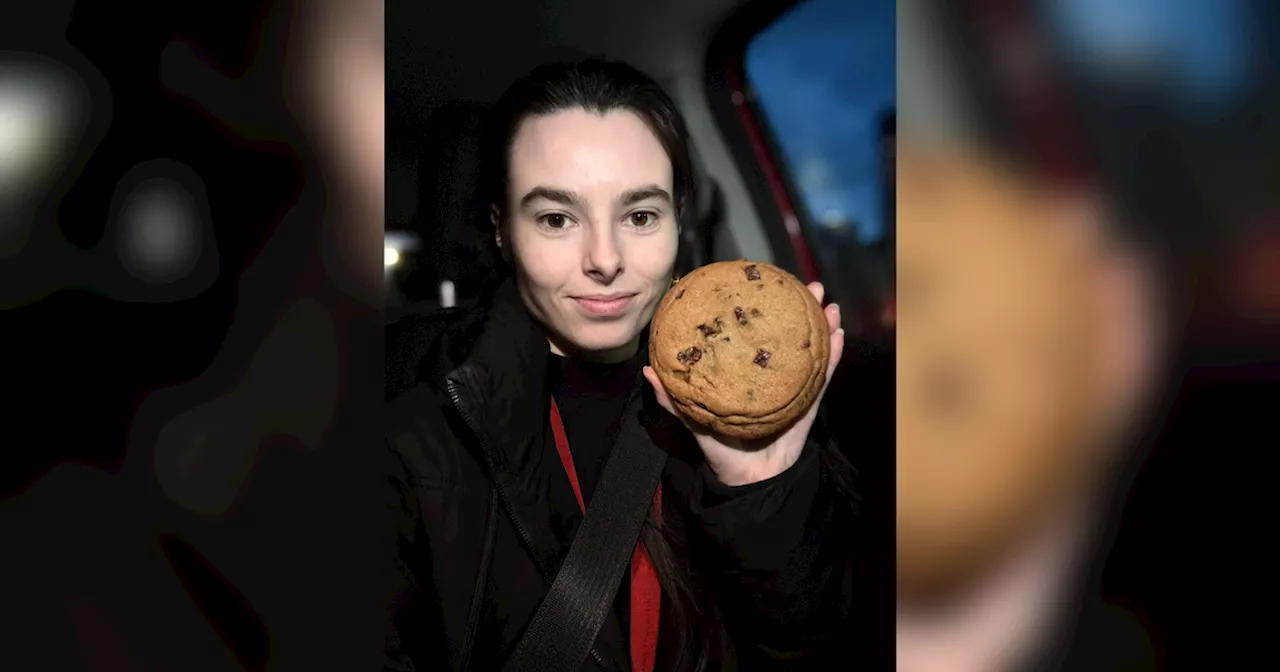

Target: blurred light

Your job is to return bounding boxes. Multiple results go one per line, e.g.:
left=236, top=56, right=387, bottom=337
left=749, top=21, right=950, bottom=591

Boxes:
left=0, top=86, right=55, bottom=186
left=116, top=179, right=203, bottom=284
left=384, top=230, right=420, bottom=272
left=821, top=209, right=847, bottom=228
left=384, top=229, right=421, bottom=252
left=439, top=280, right=455, bottom=308
left=0, top=55, right=79, bottom=199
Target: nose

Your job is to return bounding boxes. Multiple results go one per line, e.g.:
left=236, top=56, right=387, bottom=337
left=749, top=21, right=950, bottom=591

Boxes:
left=583, top=225, right=623, bottom=283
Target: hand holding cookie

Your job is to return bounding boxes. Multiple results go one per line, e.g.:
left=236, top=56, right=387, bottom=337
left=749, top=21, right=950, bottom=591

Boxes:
left=643, top=261, right=845, bottom=486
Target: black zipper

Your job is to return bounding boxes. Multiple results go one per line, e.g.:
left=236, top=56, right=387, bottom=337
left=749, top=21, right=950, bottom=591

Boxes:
left=458, top=488, right=498, bottom=672
left=447, top=373, right=540, bottom=568
left=447, top=370, right=611, bottom=671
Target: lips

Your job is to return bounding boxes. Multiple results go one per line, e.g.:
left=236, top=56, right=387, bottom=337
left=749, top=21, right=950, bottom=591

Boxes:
left=572, top=293, right=637, bottom=316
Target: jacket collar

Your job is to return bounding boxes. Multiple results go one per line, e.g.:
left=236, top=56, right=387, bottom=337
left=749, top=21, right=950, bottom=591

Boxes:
left=448, top=275, right=553, bottom=457
left=446, top=273, right=657, bottom=451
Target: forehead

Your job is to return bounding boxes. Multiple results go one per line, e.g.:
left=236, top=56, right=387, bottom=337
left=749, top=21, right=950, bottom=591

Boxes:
left=508, top=108, right=672, bottom=195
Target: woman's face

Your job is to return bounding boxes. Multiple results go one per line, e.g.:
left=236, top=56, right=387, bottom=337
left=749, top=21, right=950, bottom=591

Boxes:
left=502, top=108, right=680, bottom=361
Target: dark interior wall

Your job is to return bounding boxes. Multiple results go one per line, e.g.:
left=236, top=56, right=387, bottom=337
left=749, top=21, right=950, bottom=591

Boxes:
left=387, top=0, right=749, bottom=223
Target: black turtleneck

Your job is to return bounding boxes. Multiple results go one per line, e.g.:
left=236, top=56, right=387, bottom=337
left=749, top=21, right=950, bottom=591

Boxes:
left=546, top=351, right=644, bottom=506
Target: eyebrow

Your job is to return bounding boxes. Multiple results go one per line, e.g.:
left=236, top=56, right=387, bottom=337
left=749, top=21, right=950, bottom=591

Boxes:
left=518, top=184, right=673, bottom=210
left=519, top=187, right=585, bottom=210
left=618, top=185, right=672, bottom=207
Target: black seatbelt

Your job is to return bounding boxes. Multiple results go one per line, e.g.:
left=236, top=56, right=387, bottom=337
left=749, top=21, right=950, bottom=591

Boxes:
left=503, top=390, right=667, bottom=672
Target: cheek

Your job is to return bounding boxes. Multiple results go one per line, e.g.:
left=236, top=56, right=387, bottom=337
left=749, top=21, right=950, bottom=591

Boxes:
left=512, top=235, right=576, bottom=292
left=626, top=228, right=680, bottom=279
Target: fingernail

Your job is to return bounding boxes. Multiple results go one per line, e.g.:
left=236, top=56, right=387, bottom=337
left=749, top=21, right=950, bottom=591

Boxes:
left=836, top=328, right=845, bottom=336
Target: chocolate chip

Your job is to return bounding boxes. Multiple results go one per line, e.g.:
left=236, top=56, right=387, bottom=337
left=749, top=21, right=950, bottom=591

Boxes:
left=776, top=279, right=783, bottom=285
left=675, top=289, right=685, bottom=299
left=747, top=390, right=755, bottom=401
left=750, top=308, right=762, bottom=318
left=802, top=338, right=811, bottom=349
left=734, top=307, right=747, bottom=324
left=722, top=337, right=731, bottom=342
left=677, top=346, right=702, bottom=364
left=697, top=318, right=723, bottom=337
left=753, top=349, right=771, bottom=367
left=744, top=264, right=761, bottom=281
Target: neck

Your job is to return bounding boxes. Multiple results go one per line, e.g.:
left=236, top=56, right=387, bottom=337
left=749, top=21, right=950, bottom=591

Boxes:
left=548, top=336, right=640, bottom=364
left=897, top=500, right=1089, bottom=672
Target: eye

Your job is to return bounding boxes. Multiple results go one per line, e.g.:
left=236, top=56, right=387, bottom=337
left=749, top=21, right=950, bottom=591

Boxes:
left=627, top=211, right=659, bottom=228
left=538, top=213, right=571, bottom=230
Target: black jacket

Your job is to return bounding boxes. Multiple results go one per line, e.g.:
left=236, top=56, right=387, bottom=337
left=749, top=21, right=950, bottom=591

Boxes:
left=384, top=276, right=860, bottom=671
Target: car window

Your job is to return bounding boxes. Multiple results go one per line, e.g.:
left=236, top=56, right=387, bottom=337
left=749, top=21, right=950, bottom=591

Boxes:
left=745, top=0, right=896, bottom=246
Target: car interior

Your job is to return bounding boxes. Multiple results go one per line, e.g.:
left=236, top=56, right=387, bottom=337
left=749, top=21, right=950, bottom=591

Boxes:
left=387, top=0, right=898, bottom=656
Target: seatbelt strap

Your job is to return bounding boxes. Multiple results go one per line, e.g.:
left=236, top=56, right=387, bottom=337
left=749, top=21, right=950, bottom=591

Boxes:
left=503, top=395, right=665, bottom=672
left=550, top=398, right=663, bottom=672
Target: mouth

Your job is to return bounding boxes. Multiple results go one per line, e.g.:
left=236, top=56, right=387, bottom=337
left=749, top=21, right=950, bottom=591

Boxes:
left=571, top=293, right=638, bottom=316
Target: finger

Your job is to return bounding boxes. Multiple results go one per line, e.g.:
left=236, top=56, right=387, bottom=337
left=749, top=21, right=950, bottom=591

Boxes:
left=825, top=303, right=840, bottom=334
left=642, top=366, right=678, bottom=417
left=797, top=327, right=845, bottom=430
left=808, top=282, right=825, bottom=304
left=826, top=327, right=845, bottom=383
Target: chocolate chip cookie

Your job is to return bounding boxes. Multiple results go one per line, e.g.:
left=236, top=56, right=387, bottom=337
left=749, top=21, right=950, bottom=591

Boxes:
left=649, top=261, right=830, bottom=439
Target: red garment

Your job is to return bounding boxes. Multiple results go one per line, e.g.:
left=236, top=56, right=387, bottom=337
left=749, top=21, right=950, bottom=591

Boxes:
left=550, top=397, right=662, bottom=672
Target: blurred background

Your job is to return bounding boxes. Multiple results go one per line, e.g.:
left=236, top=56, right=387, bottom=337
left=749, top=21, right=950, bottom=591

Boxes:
left=2, top=1, right=386, bottom=670
left=899, top=0, right=1280, bottom=669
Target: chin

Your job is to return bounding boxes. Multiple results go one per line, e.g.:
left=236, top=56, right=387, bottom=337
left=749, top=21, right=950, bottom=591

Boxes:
left=568, top=326, right=637, bottom=356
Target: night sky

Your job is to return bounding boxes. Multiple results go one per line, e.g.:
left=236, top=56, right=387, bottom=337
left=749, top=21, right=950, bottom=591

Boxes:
left=746, top=0, right=896, bottom=243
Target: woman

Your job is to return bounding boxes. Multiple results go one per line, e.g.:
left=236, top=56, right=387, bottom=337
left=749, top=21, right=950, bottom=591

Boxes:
left=385, top=59, right=858, bottom=672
